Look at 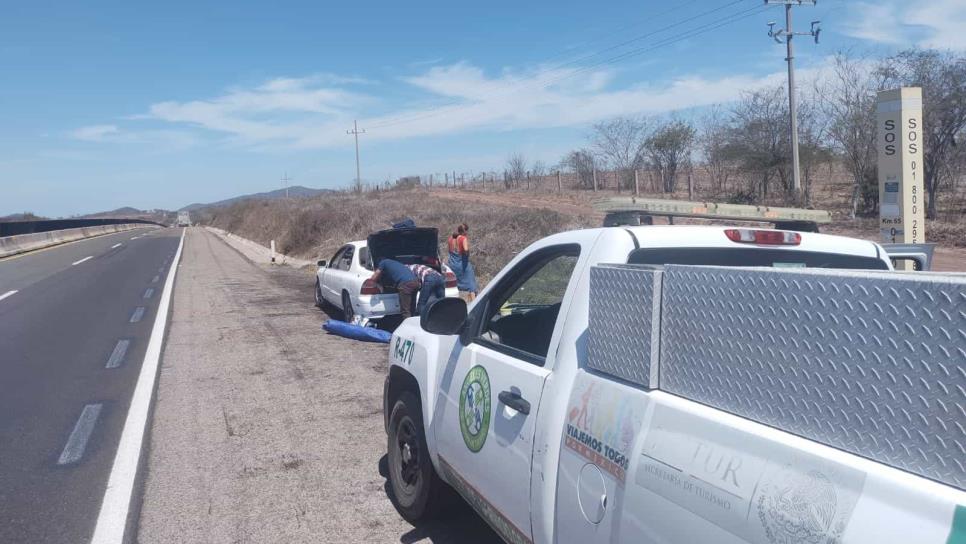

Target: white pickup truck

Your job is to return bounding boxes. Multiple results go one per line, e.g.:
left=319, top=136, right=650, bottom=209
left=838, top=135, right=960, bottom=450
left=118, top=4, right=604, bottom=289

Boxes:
left=382, top=224, right=966, bottom=544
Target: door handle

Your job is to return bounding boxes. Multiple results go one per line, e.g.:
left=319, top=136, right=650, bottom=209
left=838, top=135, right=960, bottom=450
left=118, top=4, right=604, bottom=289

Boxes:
left=498, top=390, right=530, bottom=415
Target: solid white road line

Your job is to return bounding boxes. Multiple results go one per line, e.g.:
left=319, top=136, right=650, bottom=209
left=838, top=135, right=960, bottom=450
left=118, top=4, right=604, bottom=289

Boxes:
left=111, top=243, right=122, bottom=249
left=72, top=256, right=93, bottom=266
left=0, top=290, right=17, bottom=301
left=57, top=404, right=103, bottom=465
left=90, top=228, right=185, bottom=544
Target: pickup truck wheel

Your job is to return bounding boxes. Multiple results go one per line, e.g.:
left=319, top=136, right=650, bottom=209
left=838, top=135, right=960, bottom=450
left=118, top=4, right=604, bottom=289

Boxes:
left=388, top=391, right=445, bottom=521
left=341, top=291, right=355, bottom=322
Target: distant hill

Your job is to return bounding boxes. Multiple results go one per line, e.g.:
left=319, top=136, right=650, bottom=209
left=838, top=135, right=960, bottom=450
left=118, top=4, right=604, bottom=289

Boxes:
left=0, top=212, right=47, bottom=222
left=180, top=185, right=333, bottom=211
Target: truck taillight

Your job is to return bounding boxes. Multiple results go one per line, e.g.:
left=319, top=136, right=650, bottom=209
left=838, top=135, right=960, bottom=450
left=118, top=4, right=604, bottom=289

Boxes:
left=445, top=271, right=457, bottom=288
left=361, top=279, right=381, bottom=295
left=725, top=228, right=801, bottom=246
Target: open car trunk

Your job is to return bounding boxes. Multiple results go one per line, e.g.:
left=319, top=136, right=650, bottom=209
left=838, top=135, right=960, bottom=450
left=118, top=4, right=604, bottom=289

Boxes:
left=367, top=227, right=441, bottom=291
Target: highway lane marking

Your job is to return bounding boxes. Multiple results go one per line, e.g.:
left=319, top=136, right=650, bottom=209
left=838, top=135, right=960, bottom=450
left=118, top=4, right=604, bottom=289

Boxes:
left=105, top=340, right=131, bottom=369
left=151, top=275, right=160, bottom=283
left=129, top=307, right=145, bottom=323
left=91, top=227, right=185, bottom=544
left=111, top=243, right=123, bottom=249
left=0, top=290, right=17, bottom=301
left=72, top=256, right=94, bottom=266
left=130, top=236, right=139, bottom=240
left=57, top=404, right=103, bottom=465
left=143, top=288, right=154, bottom=299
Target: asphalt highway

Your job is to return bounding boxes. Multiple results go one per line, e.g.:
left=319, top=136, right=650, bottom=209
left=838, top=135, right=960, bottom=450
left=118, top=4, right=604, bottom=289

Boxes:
left=0, top=227, right=182, bottom=543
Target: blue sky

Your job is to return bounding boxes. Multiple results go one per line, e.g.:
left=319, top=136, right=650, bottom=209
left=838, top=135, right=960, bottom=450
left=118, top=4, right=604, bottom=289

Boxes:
left=2, top=0, right=963, bottom=216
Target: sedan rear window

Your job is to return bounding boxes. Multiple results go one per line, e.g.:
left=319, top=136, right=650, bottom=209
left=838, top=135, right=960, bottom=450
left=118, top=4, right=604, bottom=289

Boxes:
left=627, top=248, right=889, bottom=270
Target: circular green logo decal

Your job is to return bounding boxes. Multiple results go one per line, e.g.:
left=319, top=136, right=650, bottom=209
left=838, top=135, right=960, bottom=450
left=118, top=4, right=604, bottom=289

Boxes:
left=459, top=365, right=491, bottom=453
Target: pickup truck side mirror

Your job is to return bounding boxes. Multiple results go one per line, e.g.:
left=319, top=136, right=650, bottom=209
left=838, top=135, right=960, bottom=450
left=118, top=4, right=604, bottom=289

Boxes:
left=317, top=260, right=327, bottom=268
left=420, top=297, right=467, bottom=335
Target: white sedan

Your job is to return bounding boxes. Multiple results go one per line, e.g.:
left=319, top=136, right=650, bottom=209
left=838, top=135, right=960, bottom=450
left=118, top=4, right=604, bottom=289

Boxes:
left=314, top=237, right=457, bottom=322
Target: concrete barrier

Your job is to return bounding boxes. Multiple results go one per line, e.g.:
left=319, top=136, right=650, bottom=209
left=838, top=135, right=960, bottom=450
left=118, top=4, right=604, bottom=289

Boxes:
left=0, top=223, right=153, bottom=259
left=205, top=227, right=313, bottom=268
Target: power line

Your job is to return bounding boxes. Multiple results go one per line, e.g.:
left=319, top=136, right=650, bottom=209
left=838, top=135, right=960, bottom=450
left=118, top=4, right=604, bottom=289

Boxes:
left=368, top=3, right=771, bottom=131
left=367, top=0, right=756, bottom=130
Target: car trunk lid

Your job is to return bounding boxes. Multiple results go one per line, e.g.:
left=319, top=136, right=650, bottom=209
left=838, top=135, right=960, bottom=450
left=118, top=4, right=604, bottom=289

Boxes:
left=366, top=227, right=439, bottom=268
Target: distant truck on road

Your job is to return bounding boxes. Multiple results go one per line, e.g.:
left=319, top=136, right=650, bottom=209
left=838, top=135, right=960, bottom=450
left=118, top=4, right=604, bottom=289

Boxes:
left=176, top=211, right=191, bottom=227
left=382, top=219, right=965, bottom=544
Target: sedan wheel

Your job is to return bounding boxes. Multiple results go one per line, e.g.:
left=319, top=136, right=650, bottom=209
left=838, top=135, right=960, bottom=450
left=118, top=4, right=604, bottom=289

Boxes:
left=341, top=291, right=355, bottom=322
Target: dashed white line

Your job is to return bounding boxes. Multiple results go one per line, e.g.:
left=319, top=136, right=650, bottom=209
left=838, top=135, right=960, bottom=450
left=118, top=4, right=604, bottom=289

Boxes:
left=143, top=288, right=154, bottom=299
left=106, top=339, right=131, bottom=369
left=129, top=307, right=145, bottom=323
left=72, top=256, right=93, bottom=266
left=57, top=404, right=103, bottom=465
left=0, top=290, right=17, bottom=301
left=111, top=243, right=123, bottom=249
left=130, top=236, right=139, bottom=240
left=91, top=228, right=185, bottom=544
left=151, top=275, right=160, bottom=283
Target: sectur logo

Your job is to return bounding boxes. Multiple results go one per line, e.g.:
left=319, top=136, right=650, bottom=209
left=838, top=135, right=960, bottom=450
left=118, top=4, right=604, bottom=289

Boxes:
left=459, top=365, right=491, bottom=453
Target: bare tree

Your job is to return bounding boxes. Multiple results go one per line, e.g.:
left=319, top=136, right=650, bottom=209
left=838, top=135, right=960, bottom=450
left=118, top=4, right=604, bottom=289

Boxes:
left=878, top=49, right=966, bottom=219
left=561, top=149, right=599, bottom=190
left=506, top=153, right=528, bottom=186
left=725, top=86, right=793, bottom=203
left=591, top=116, right=650, bottom=190
left=698, top=106, right=735, bottom=194
left=823, top=52, right=881, bottom=217
left=646, top=119, right=696, bottom=193
left=531, top=160, right=547, bottom=177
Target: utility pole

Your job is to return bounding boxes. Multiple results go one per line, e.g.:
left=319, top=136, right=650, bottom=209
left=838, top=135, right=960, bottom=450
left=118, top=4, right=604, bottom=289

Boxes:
left=346, top=120, right=366, bottom=193
left=766, top=0, right=820, bottom=203
left=280, top=172, right=293, bottom=199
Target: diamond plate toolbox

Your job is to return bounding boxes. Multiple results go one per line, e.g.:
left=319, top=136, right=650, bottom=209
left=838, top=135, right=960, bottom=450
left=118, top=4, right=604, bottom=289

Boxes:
left=588, top=265, right=662, bottom=388
left=659, top=265, right=966, bottom=490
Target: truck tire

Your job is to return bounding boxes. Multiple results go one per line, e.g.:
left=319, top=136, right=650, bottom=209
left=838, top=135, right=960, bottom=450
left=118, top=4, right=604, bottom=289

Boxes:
left=387, top=391, right=446, bottom=521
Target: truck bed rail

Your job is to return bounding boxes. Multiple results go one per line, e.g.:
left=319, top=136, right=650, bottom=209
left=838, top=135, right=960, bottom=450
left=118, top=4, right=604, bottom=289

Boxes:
left=588, top=264, right=966, bottom=491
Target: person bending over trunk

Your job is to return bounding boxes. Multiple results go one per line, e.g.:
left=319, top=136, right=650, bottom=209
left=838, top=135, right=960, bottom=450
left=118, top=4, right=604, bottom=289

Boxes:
left=407, top=263, right=445, bottom=317
left=370, top=258, right=419, bottom=319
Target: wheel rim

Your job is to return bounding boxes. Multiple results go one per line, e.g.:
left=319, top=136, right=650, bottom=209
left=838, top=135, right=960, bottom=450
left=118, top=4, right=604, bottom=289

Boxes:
left=395, top=417, right=421, bottom=493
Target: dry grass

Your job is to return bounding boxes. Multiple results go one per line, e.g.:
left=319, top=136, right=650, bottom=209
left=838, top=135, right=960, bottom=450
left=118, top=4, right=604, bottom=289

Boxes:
left=200, top=188, right=597, bottom=283
left=198, top=166, right=965, bottom=284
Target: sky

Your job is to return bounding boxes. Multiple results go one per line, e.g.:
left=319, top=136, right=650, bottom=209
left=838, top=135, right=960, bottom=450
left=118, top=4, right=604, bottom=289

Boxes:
left=2, top=0, right=964, bottom=217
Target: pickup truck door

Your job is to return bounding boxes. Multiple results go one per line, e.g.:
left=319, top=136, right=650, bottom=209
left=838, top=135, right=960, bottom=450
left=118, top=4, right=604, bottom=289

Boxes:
left=434, top=245, right=581, bottom=544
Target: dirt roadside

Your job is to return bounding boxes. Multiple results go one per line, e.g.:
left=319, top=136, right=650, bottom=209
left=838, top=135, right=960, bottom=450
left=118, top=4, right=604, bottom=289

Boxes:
left=137, top=228, right=498, bottom=543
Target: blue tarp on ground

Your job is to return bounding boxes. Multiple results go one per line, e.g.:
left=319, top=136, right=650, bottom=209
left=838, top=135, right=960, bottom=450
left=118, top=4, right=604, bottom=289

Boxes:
left=322, top=320, right=392, bottom=343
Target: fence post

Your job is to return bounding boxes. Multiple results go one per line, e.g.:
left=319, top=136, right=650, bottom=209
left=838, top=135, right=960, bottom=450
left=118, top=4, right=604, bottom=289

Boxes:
left=445, top=172, right=449, bottom=187
left=687, top=170, right=693, bottom=200
left=634, top=170, right=640, bottom=196
left=482, top=172, right=486, bottom=191
left=593, top=166, right=598, bottom=192
left=556, top=171, right=562, bottom=192
left=526, top=172, right=531, bottom=190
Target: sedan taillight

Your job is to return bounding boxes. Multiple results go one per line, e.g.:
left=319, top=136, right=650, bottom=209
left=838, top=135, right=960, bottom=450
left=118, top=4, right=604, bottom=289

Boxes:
left=361, top=279, right=381, bottom=295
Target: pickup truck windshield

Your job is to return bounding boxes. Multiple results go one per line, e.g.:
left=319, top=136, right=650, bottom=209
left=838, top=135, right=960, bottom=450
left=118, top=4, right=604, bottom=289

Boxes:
left=627, top=247, right=889, bottom=270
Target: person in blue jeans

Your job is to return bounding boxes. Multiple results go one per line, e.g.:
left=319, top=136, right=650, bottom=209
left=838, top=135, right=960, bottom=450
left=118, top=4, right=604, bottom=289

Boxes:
left=407, top=263, right=445, bottom=317
left=369, top=258, right=419, bottom=319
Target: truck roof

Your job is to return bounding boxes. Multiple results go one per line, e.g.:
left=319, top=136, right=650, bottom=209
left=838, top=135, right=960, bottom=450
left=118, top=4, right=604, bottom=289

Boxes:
left=622, top=225, right=883, bottom=259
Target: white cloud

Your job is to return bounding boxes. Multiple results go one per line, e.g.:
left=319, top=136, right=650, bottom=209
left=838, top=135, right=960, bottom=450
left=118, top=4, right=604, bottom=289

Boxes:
left=843, top=0, right=966, bottom=49
left=75, top=60, right=823, bottom=151
left=71, top=124, right=121, bottom=142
